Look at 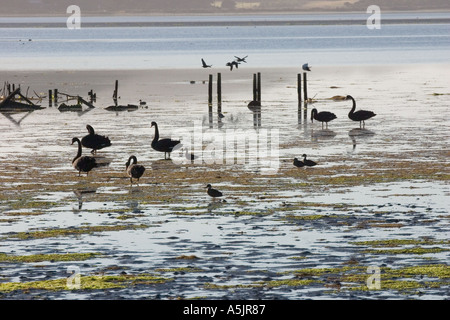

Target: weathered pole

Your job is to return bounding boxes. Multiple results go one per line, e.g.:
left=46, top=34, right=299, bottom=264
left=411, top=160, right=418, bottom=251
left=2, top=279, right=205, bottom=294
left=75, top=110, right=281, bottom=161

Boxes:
left=257, top=72, right=261, bottom=103
left=253, top=73, right=257, bottom=101
left=217, top=72, right=222, bottom=114
left=303, top=72, right=308, bottom=104
left=208, top=74, right=213, bottom=107
left=208, top=74, right=213, bottom=128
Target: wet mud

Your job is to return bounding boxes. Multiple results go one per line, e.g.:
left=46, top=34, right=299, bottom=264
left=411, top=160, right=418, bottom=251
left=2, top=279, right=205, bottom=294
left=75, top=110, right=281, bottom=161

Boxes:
left=0, top=65, right=449, bottom=299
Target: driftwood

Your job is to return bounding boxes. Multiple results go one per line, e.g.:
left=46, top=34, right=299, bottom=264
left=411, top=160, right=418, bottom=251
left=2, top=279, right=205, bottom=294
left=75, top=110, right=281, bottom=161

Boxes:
left=58, top=96, right=96, bottom=112
left=105, top=104, right=138, bottom=112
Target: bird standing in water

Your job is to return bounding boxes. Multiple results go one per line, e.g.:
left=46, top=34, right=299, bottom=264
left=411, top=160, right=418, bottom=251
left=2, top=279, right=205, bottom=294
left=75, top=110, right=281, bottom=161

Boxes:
left=311, top=108, right=337, bottom=129
left=151, top=121, right=181, bottom=160
left=125, top=155, right=146, bottom=185
left=81, top=124, right=111, bottom=155
left=346, top=95, right=376, bottom=128
left=206, top=184, right=223, bottom=200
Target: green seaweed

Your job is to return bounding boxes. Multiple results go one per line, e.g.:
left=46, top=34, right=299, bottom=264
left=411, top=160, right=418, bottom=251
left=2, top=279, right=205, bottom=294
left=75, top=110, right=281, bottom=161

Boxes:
left=2, top=224, right=149, bottom=240
left=0, top=274, right=172, bottom=292
left=0, top=252, right=102, bottom=263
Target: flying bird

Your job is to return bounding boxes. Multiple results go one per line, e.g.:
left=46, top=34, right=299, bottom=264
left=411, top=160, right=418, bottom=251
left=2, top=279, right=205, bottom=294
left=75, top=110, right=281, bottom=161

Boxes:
left=71, top=137, right=98, bottom=176
left=293, top=158, right=305, bottom=168
left=226, top=61, right=239, bottom=71
left=125, top=155, right=146, bottom=185
left=302, top=154, right=317, bottom=167
left=201, top=58, right=212, bottom=68
left=234, top=55, right=248, bottom=63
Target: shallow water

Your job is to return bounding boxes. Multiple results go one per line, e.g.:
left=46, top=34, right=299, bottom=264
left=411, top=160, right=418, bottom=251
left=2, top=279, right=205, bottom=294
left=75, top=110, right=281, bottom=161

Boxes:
left=1, top=14, right=450, bottom=70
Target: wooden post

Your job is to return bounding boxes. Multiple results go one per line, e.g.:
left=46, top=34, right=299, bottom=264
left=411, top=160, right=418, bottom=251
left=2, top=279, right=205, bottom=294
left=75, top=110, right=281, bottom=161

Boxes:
left=54, top=89, right=58, bottom=104
left=113, top=80, right=118, bottom=100
left=257, top=72, right=261, bottom=103
left=217, top=72, right=222, bottom=114
left=48, top=89, right=52, bottom=107
left=303, top=72, right=308, bottom=104
left=252, top=73, right=257, bottom=101
left=297, top=73, right=302, bottom=103
left=208, top=74, right=213, bottom=106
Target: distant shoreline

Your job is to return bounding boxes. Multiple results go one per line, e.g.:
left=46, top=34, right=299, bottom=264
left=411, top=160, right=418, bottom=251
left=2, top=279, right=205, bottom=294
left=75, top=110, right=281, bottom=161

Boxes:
left=1, top=18, right=450, bottom=28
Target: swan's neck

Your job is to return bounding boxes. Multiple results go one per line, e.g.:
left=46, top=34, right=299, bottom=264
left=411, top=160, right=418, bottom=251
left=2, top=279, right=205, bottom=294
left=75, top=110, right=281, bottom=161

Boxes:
left=152, top=124, right=159, bottom=143
left=73, top=139, right=82, bottom=163
left=348, top=97, right=356, bottom=115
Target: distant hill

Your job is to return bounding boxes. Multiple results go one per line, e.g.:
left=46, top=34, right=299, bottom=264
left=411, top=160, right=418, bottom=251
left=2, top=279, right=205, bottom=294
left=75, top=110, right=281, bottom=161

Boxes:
left=2, top=0, right=450, bottom=16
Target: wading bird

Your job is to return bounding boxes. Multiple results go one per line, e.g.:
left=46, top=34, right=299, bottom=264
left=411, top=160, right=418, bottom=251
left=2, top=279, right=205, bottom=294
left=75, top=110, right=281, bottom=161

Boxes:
left=81, top=124, right=111, bottom=155
left=125, top=155, right=145, bottom=185
left=346, top=95, right=376, bottom=128
left=71, top=137, right=98, bottom=176
left=206, top=184, right=223, bottom=200
left=311, top=108, right=337, bottom=129
left=151, top=121, right=181, bottom=160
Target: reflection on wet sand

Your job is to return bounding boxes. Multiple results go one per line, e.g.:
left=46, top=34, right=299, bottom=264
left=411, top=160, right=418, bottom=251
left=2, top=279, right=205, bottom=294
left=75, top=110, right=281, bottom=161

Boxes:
left=73, top=188, right=96, bottom=210
left=247, top=100, right=261, bottom=128
left=1, top=110, right=34, bottom=127
left=311, top=128, right=337, bottom=142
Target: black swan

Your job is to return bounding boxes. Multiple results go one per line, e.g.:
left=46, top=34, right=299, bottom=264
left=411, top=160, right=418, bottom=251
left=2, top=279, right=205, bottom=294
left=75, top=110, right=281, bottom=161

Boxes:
left=302, top=154, right=317, bottom=167
left=311, top=108, right=337, bottom=129
left=201, top=58, right=212, bottom=68
left=71, top=137, right=97, bottom=176
left=346, top=95, right=376, bottom=128
left=151, top=121, right=181, bottom=159
left=81, top=124, right=111, bottom=154
left=293, top=158, right=305, bottom=168
left=206, top=184, right=223, bottom=199
left=125, top=155, right=145, bottom=184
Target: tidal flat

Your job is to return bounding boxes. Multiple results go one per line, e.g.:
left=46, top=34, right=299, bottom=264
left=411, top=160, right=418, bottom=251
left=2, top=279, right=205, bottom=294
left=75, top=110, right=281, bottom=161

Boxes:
left=0, top=65, right=449, bottom=299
